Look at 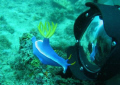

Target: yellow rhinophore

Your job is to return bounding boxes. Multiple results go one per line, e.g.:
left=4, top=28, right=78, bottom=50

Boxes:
left=68, top=54, right=76, bottom=65
left=38, top=21, right=57, bottom=38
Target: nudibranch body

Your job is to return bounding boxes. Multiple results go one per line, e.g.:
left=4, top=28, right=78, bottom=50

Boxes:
left=32, top=36, right=70, bottom=73
left=32, top=21, right=75, bottom=73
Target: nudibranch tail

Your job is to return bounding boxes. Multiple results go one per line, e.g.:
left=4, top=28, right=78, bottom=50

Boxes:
left=62, top=54, right=76, bottom=74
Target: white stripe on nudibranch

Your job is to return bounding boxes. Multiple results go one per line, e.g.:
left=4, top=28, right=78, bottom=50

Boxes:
left=35, top=40, right=60, bottom=64
left=35, top=40, right=50, bottom=58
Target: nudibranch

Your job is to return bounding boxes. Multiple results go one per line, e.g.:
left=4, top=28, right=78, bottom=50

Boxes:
left=32, top=21, right=75, bottom=73
left=90, top=43, right=98, bottom=61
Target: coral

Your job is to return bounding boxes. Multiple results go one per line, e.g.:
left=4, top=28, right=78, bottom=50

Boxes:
left=10, top=32, right=61, bottom=84
left=30, top=28, right=41, bottom=39
left=10, top=33, right=42, bottom=81
left=38, top=21, right=57, bottom=38
left=31, top=59, right=40, bottom=67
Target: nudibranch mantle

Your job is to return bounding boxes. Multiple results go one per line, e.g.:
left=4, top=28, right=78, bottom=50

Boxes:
left=32, top=36, right=70, bottom=73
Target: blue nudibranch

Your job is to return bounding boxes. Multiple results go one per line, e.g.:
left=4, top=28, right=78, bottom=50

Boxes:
left=90, top=43, right=98, bottom=61
left=32, top=21, right=75, bottom=73
left=32, top=36, right=71, bottom=73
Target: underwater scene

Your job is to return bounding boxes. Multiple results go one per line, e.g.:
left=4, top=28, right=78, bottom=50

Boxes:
left=0, top=0, right=120, bottom=85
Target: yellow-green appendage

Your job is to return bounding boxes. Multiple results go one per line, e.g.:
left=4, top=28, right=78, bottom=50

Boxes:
left=68, top=54, right=76, bottom=65
left=38, top=21, right=57, bottom=38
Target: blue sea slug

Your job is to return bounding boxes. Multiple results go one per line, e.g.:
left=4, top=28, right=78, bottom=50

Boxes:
left=90, top=43, right=98, bottom=61
left=32, top=21, right=76, bottom=73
